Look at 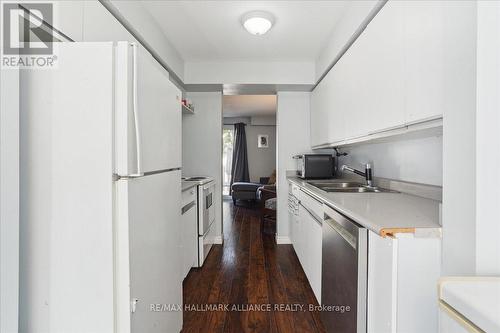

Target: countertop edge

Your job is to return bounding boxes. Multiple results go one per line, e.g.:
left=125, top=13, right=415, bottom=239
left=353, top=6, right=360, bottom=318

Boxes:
left=438, top=277, right=500, bottom=333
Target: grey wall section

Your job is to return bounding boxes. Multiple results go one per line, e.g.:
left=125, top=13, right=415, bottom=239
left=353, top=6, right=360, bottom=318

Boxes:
left=475, top=0, right=500, bottom=275
left=341, top=136, right=443, bottom=186
left=245, top=125, right=276, bottom=183
left=441, top=1, right=477, bottom=276
left=276, top=92, right=312, bottom=242
left=182, top=92, right=223, bottom=239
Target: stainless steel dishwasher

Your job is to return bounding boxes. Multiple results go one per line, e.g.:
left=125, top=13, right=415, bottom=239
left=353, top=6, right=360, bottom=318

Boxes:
left=321, top=204, right=368, bottom=333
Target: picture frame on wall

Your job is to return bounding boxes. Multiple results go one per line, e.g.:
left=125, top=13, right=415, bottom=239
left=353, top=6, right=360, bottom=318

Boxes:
left=258, top=135, right=269, bottom=148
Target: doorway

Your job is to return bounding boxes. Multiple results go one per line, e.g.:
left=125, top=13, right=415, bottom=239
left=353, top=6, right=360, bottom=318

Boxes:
left=222, top=126, right=234, bottom=196
left=221, top=94, right=277, bottom=210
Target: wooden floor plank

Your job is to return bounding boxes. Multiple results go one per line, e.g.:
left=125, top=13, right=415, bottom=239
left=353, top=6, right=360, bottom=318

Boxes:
left=182, top=200, right=324, bottom=333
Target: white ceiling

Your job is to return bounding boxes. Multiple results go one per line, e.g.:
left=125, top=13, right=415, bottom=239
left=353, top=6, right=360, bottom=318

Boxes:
left=142, top=1, right=349, bottom=62
left=223, top=95, right=276, bottom=117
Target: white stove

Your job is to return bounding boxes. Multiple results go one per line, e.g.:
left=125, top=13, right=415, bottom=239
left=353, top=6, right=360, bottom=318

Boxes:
left=182, top=176, right=216, bottom=266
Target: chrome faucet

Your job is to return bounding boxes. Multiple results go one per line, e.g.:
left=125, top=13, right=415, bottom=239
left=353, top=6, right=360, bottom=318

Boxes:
left=341, top=163, right=373, bottom=187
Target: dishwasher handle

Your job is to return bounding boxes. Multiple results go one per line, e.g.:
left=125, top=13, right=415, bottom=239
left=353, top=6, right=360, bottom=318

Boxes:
left=324, top=215, right=358, bottom=250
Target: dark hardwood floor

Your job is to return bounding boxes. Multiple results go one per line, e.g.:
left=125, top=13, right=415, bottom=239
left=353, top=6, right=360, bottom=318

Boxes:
left=182, top=199, right=325, bottom=333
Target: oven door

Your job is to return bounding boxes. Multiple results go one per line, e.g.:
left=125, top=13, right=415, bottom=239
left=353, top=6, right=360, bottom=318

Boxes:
left=199, top=181, right=215, bottom=235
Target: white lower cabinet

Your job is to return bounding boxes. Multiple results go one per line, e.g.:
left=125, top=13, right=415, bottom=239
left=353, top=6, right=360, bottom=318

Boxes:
left=289, top=183, right=442, bottom=332
left=308, top=211, right=322, bottom=303
left=295, top=190, right=323, bottom=303
left=367, top=231, right=441, bottom=333
left=181, top=188, right=198, bottom=279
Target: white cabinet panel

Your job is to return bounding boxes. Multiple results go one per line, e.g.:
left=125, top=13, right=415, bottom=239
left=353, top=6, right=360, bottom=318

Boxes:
left=297, top=193, right=323, bottom=303
left=293, top=210, right=303, bottom=261
left=298, top=206, right=310, bottom=274
left=310, top=1, right=461, bottom=147
left=326, top=64, right=348, bottom=143
left=181, top=200, right=197, bottom=279
left=310, top=81, right=329, bottom=147
left=309, top=214, right=322, bottom=303
left=367, top=231, right=441, bottom=333
left=403, top=1, right=450, bottom=123
left=311, top=57, right=347, bottom=146
left=367, top=232, right=397, bottom=333
left=343, top=2, right=406, bottom=139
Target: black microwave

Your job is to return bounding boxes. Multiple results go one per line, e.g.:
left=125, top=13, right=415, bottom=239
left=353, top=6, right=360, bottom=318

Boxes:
left=295, top=154, right=334, bottom=179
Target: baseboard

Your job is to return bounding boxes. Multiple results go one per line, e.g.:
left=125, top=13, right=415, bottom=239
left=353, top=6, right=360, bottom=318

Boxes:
left=214, top=235, right=223, bottom=244
left=275, top=235, right=292, bottom=244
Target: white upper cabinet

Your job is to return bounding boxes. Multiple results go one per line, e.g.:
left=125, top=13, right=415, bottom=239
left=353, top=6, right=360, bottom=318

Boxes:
left=311, top=54, right=348, bottom=147
left=343, top=2, right=405, bottom=138
left=310, top=0, right=455, bottom=147
left=326, top=59, right=349, bottom=144
left=310, top=72, right=331, bottom=147
left=403, top=1, right=448, bottom=123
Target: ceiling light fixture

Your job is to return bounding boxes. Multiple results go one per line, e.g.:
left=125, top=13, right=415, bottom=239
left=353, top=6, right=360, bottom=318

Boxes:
left=241, top=11, right=275, bottom=36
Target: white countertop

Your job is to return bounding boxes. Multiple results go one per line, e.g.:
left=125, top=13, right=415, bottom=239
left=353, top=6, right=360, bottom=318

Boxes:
left=439, top=277, right=500, bottom=332
left=288, top=176, right=441, bottom=236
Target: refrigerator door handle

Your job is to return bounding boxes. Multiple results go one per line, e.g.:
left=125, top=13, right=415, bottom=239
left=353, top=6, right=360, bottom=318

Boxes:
left=128, top=43, right=144, bottom=178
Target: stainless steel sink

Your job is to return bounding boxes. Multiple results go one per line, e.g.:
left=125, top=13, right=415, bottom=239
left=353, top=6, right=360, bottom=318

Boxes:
left=325, top=187, right=393, bottom=193
left=309, top=182, right=364, bottom=189
left=309, top=181, right=397, bottom=193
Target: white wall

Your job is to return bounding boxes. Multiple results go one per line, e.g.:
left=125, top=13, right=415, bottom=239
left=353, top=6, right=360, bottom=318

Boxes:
left=441, top=0, right=478, bottom=276
left=0, top=61, right=19, bottom=333
left=183, top=92, right=223, bottom=239
left=342, top=136, right=443, bottom=186
left=276, top=92, right=312, bottom=242
left=246, top=125, right=276, bottom=183
left=184, top=61, right=315, bottom=85
left=475, top=1, right=500, bottom=276
left=107, top=0, right=185, bottom=81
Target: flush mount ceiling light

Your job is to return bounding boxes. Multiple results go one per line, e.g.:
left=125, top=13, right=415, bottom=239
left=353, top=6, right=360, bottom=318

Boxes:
left=241, top=11, right=275, bottom=36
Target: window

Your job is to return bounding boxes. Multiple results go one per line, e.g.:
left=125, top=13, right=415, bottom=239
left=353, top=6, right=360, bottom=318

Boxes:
left=222, top=126, right=234, bottom=196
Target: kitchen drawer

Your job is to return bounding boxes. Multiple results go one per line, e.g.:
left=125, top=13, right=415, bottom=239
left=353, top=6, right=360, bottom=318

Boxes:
left=298, top=189, right=323, bottom=220
left=291, top=183, right=301, bottom=198
left=182, top=186, right=197, bottom=206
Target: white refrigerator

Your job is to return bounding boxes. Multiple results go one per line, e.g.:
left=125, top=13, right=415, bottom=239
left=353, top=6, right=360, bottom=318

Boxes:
left=19, top=42, right=183, bottom=333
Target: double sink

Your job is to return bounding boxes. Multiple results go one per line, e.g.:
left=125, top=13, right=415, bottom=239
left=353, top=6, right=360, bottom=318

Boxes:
left=309, top=181, right=396, bottom=193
